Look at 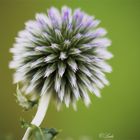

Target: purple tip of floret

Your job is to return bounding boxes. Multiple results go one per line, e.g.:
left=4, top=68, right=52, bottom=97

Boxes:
left=48, top=7, right=61, bottom=27
left=91, top=19, right=101, bottom=27
left=94, top=28, right=107, bottom=37
left=64, top=11, right=69, bottom=19
left=94, top=38, right=112, bottom=47
left=36, top=14, right=46, bottom=26
left=84, top=32, right=96, bottom=39
left=62, top=6, right=71, bottom=21
left=85, top=28, right=106, bottom=39
left=73, top=9, right=84, bottom=23
left=86, top=17, right=94, bottom=27
left=48, top=8, right=55, bottom=21
left=25, top=20, right=42, bottom=30
left=82, top=14, right=100, bottom=29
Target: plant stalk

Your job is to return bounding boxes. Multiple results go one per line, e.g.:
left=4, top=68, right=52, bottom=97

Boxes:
left=22, top=93, right=51, bottom=140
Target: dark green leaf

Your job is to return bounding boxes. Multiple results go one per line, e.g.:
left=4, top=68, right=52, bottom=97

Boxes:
left=21, top=119, right=58, bottom=140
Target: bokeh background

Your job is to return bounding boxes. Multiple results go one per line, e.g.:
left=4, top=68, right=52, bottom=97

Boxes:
left=0, top=0, right=140, bottom=140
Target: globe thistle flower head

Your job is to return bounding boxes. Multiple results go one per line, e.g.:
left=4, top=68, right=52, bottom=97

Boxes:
left=9, top=6, right=113, bottom=109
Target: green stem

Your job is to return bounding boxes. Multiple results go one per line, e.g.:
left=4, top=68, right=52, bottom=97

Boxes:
left=22, top=93, right=51, bottom=140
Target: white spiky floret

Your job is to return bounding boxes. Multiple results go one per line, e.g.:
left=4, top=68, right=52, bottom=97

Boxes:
left=10, top=6, right=113, bottom=109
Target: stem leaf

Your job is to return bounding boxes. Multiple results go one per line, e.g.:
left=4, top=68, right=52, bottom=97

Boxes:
left=21, top=119, right=58, bottom=140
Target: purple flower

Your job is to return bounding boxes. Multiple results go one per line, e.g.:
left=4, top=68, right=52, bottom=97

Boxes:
left=9, top=6, right=113, bottom=109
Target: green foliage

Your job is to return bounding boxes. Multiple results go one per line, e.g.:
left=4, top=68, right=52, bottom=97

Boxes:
left=21, top=119, right=58, bottom=140
left=15, top=85, right=38, bottom=110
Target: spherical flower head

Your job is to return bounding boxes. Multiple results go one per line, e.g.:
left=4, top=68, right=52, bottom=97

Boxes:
left=9, top=6, right=113, bottom=109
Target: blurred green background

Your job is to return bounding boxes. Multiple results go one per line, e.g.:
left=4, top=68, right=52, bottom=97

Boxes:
left=0, top=0, right=140, bottom=140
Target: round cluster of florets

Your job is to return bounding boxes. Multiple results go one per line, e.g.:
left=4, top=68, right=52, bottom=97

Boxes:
left=9, top=6, right=112, bottom=108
